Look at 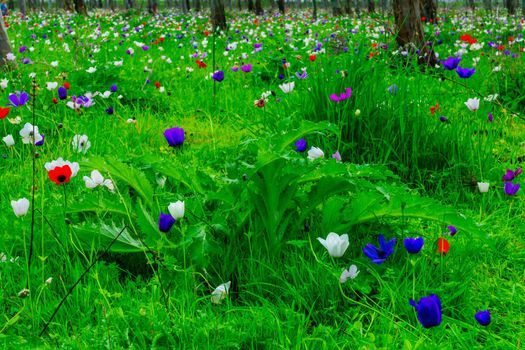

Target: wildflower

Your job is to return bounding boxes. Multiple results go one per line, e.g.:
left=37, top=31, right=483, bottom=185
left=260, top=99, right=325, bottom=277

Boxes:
left=83, top=170, right=114, bottom=191
left=504, top=182, right=520, bottom=196
left=464, top=98, right=480, bottom=111
left=329, top=87, right=352, bottom=102
left=387, top=84, right=399, bottom=95
left=475, top=310, right=491, bottom=326
left=409, top=294, right=442, bottom=328
left=58, top=86, right=67, bottom=100
left=403, top=237, right=424, bottom=254
left=340, top=265, right=359, bottom=283
left=441, top=56, right=461, bottom=70
left=439, top=116, right=448, bottom=123
left=307, top=146, right=324, bottom=160
left=164, top=127, right=185, bottom=147
left=158, top=212, right=175, bottom=233
left=363, top=234, right=396, bottom=264
left=211, top=281, right=231, bottom=304
left=19, top=123, right=44, bottom=145
left=241, top=63, right=252, bottom=73
left=502, top=168, right=521, bottom=182
left=18, top=288, right=30, bottom=298
left=309, top=55, right=317, bottom=62
left=11, top=198, right=29, bottom=217
left=0, top=78, right=8, bottom=89
left=477, top=182, right=490, bottom=193
left=110, top=84, right=118, bottom=92
left=212, top=70, right=224, bottom=82
left=488, top=112, right=493, bottom=122
left=45, top=277, right=53, bottom=285
left=2, top=134, right=14, bottom=147
left=86, top=67, right=97, bottom=73
left=35, top=134, right=45, bottom=146
left=279, top=82, right=295, bottom=94
left=437, top=237, right=450, bottom=254
left=46, top=82, right=58, bottom=90
left=168, top=201, right=185, bottom=220
left=105, top=107, right=114, bottom=115
left=295, top=69, right=308, bottom=79
left=254, top=98, right=266, bottom=108
left=317, top=232, right=349, bottom=257
left=72, top=134, right=91, bottom=154
left=430, top=104, right=439, bottom=115
left=294, top=138, right=307, bottom=152
left=332, top=150, right=341, bottom=162
left=9, top=92, right=29, bottom=107
left=455, top=66, right=476, bottom=78
left=44, top=158, right=79, bottom=185
left=355, top=109, right=361, bottom=116
left=447, top=225, right=457, bottom=236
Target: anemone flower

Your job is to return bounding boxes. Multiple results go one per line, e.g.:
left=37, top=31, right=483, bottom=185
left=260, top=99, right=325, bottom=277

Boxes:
left=441, top=56, right=461, bottom=70
left=212, top=70, right=224, bottom=82
left=317, top=232, right=349, bottom=257
left=340, top=264, right=359, bottom=283
left=456, top=66, right=476, bottom=78
left=363, top=234, right=396, bottom=264
left=294, top=138, right=307, bottom=152
left=44, top=158, right=79, bottom=185
left=19, top=123, right=44, bottom=145
left=72, top=134, right=91, bottom=154
left=475, top=310, right=491, bottom=326
left=330, top=88, right=352, bottom=102
left=504, top=182, right=520, bottom=196
left=403, top=237, right=424, bottom=254
left=158, top=213, right=175, bottom=232
left=168, top=201, right=185, bottom=220
left=410, top=294, right=442, bottom=328
left=9, top=92, right=29, bottom=107
left=83, top=170, right=114, bottom=192
left=164, top=127, right=185, bottom=147
left=211, top=281, right=231, bottom=304
left=11, top=198, right=29, bottom=217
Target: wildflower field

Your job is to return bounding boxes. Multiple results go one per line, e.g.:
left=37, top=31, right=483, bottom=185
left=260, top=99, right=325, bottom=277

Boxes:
left=1, top=7, right=525, bottom=349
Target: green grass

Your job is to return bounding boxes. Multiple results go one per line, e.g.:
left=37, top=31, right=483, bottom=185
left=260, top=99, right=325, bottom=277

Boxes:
left=0, top=8, right=524, bottom=349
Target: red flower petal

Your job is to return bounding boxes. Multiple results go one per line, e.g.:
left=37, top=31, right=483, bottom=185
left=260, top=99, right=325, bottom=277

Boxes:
left=48, top=165, right=72, bottom=185
left=0, top=107, right=10, bottom=119
left=437, top=237, right=450, bottom=255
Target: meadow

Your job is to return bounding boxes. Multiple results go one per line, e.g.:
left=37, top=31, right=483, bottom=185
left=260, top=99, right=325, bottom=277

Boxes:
left=0, top=7, right=524, bottom=349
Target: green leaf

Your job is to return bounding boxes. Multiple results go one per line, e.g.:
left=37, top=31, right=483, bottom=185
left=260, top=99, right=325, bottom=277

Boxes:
left=81, top=157, right=154, bottom=208
left=74, top=222, right=145, bottom=253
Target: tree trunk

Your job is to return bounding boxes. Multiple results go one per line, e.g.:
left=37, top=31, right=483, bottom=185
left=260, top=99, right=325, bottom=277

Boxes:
left=277, top=0, right=284, bottom=13
left=147, top=0, right=157, bottom=13
left=313, top=0, right=318, bottom=18
left=0, top=20, right=14, bottom=70
left=237, top=0, right=241, bottom=11
left=332, top=0, right=342, bottom=15
left=211, top=0, right=226, bottom=30
left=345, top=0, right=353, bottom=14
left=367, top=0, right=374, bottom=11
left=522, top=0, right=525, bottom=15
left=421, top=0, right=436, bottom=21
left=74, top=0, right=88, bottom=14
left=254, top=0, right=263, bottom=14
left=506, top=0, right=515, bottom=14
left=483, top=0, right=491, bottom=10
left=194, top=0, right=201, bottom=11
left=393, top=0, right=424, bottom=47
left=248, top=0, right=253, bottom=11
left=467, top=0, right=475, bottom=10
left=18, top=0, right=26, bottom=16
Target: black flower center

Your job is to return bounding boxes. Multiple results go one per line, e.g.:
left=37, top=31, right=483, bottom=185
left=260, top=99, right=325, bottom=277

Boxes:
left=57, top=175, right=67, bottom=183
